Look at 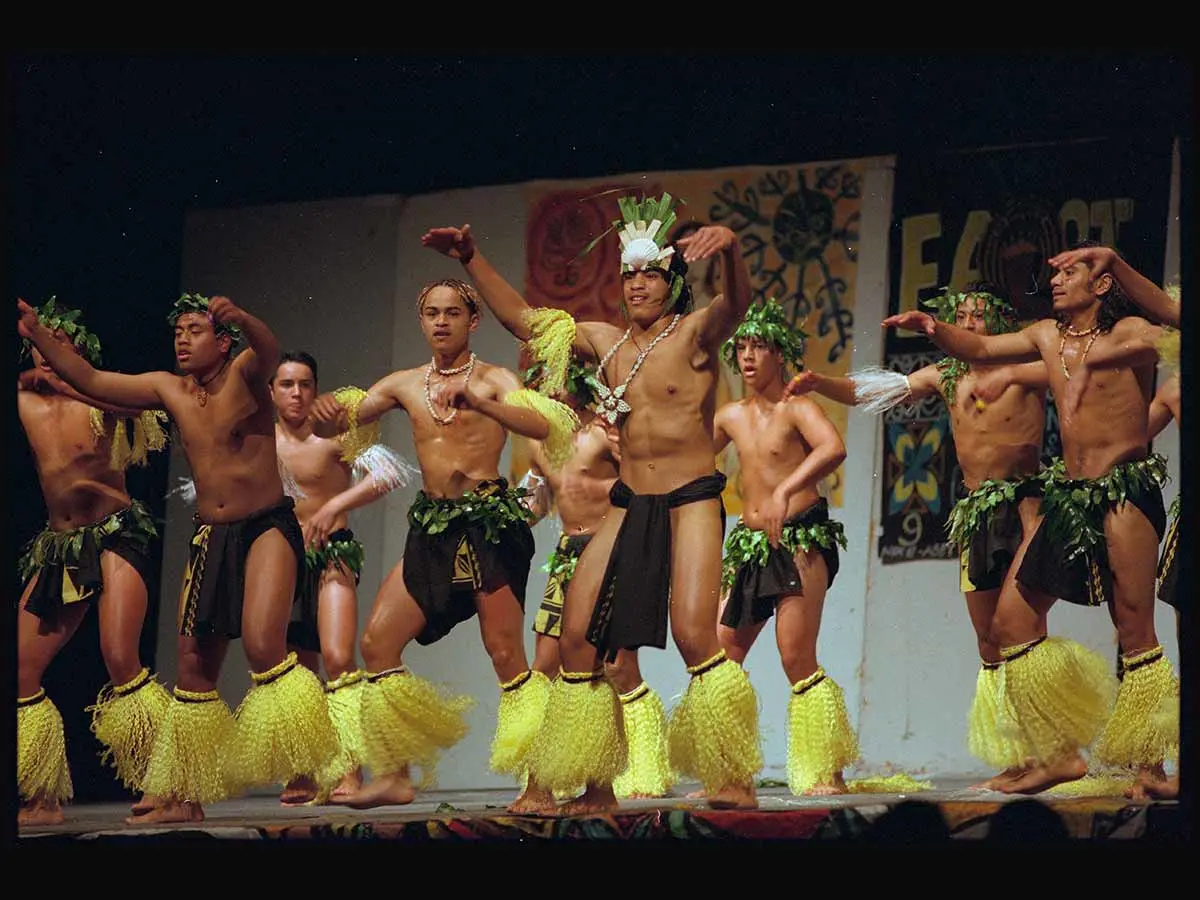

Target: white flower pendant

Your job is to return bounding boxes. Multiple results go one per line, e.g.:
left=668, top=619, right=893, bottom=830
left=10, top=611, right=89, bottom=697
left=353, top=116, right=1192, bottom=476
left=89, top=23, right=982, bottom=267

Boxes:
left=594, top=382, right=631, bottom=425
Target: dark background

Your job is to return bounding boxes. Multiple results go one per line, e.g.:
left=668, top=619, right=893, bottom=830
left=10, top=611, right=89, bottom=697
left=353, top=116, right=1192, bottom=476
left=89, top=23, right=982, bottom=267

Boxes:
left=6, top=52, right=1193, bottom=803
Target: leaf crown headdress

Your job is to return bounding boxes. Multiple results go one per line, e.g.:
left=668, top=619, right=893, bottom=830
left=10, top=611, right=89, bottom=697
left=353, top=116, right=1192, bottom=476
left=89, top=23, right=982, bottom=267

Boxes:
left=167, top=293, right=244, bottom=344
left=22, top=296, right=102, bottom=365
left=721, top=297, right=808, bottom=374
left=921, top=284, right=1018, bottom=334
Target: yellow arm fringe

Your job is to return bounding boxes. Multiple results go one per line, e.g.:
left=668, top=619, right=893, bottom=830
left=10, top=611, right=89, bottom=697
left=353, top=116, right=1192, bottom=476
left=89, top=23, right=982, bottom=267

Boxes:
left=89, top=407, right=170, bottom=471
left=522, top=307, right=577, bottom=397
left=504, top=388, right=580, bottom=470
left=1155, top=327, right=1180, bottom=373
left=332, top=386, right=380, bottom=464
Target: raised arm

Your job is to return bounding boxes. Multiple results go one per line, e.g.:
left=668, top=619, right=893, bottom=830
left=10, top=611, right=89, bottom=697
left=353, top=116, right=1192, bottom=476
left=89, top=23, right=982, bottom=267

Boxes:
left=787, top=362, right=941, bottom=412
left=18, top=298, right=168, bottom=409
left=18, top=366, right=151, bottom=417
left=1148, top=374, right=1179, bottom=439
left=882, top=309, right=1042, bottom=365
left=309, top=373, right=404, bottom=439
left=450, top=365, right=551, bottom=441
left=1048, top=246, right=1180, bottom=328
left=209, top=296, right=279, bottom=387
left=689, top=226, right=754, bottom=349
left=518, top=451, right=553, bottom=524
left=1073, top=317, right=1165, bottom=371
left=972, top=360, right=1051, bottom=404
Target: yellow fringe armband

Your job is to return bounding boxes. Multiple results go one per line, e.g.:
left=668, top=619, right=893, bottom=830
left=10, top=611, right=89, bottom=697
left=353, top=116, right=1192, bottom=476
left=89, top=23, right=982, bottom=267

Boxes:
left=17, top=690, right=73, bottom=804
left=522, top=307, right=577, bottom=397
left=1155, top=327, right=1180, bottom=373
left=90, top=408, right=171, bottom=471
left=88, top=668, right=171, bottom=791
left=504, top=388, right=580, bottom=469
left=332, top=386, right=379, bottom=463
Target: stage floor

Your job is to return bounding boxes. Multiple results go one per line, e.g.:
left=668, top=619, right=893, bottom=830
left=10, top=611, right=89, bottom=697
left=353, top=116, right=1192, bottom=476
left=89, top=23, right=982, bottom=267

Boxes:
left=16, top=776, right=1185, bottom=844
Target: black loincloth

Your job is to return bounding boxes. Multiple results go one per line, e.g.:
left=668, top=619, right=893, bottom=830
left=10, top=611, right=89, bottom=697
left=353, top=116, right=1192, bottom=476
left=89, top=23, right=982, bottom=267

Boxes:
left=586, top=472, right=726, bottom=661
left=178, top=497, right=304, bottom=639
left=287, top=527, right=363, bottom=653
left=958, top=479, right=1043, bottom=593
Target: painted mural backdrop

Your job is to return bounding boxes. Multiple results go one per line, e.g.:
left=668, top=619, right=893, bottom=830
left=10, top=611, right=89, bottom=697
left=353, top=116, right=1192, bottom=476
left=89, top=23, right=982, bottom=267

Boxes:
left=515, top=159, right=870, bottom=514
left=878, top=135, right=1172, bottom=564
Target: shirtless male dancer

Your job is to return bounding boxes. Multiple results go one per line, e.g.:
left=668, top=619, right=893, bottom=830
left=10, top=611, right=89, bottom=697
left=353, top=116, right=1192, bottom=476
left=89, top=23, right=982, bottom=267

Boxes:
left=883, top=242, right=1177, bottom=795
left=17, top=298, right=171, bottom=826
left=1049, top=244, right=1184, bottom=801
left=795, top=282, right=1114, bottom=792
left=271, top=350, right=418, bottom=804
left=423, top=191, right=763, bottom=814
left=20, top=292, right=339, bottom=825
left=714, top=298, right=854, bottom=795
left=308, top=277, right=577, bottom=809
left=520, top=356, right=673, bottom=799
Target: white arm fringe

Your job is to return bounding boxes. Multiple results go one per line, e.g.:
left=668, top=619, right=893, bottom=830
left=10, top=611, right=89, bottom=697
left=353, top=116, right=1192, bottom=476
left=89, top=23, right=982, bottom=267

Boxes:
left=165, top=476, right=197, bottom=505
left=278, top=456, right=307, bottom=501
left=352, top=443, right=421, bottom=492
left=516, top=469, right=551, bottom=514
left=852, top=366, right=913, bottom=415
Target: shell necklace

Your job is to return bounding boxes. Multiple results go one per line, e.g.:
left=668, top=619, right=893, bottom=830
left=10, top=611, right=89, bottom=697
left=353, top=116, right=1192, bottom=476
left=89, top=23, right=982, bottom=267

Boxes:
left=593, top=313, right=682, bottom=425
left=1058, top=323, right=1100, bottom=380
left=425, top=352, right=476, bottom=425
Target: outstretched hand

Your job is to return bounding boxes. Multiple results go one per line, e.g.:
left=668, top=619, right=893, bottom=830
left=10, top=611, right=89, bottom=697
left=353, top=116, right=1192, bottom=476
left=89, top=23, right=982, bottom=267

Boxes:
left=432, top=380, right=478, bottom=411
left=17, top=297, right=39, bottom=340
left=785, top=370, right=820, bottom=397
left=763, top=487, right=789, bottom=548
left=882, top=310, right=936, bottom=337
left=675, top=225, right=736, bottom=263
left=309, top=392, right=346, bottom=425
left=421, top=224, right=476, bottom=264
left=971, top=368, right=1012, bottom=404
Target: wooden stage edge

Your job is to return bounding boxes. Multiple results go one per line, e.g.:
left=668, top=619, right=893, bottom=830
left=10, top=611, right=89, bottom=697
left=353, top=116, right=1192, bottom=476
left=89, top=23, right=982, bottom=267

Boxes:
left=15, top=777, right=1187, bottom=844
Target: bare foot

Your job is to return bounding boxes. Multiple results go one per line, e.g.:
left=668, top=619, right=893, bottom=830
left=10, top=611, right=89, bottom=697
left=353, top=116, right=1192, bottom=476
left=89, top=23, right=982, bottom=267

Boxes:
left=328, top=768, right=363, bottom=805
left=999, top=755, right=1087, bottom=795
left=342, top=772, right=417, bottom=810
left=707, top=782, right=758, bottom=810
left=1125, top=766, right=1176, bottom=801
left=970, top=762, right=1033, bottom=791
left=129, top=793, right=163, bottom=816
left=508, top=783, right=557, bottom=815
left=124, top=799, right=204, bottom=826
left=806, top=773, right=848, bottom=796
left=18, top=799, right=65, bottom=827
left=280, top=774, right=319, bottom=806
left=559, top=783, right=619, bottom=817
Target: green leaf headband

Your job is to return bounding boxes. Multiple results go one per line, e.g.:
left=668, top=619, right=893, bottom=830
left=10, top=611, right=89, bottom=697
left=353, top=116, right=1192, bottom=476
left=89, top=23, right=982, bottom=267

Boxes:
left=166, top=293, right=244, bottom=344
left=722, top=298, right=808, bottom=373
left=21, top=296, right=103, bottom=365
left=921, top=285, right=1018, bottom=334
left=522, top=355, right=599, bottom=407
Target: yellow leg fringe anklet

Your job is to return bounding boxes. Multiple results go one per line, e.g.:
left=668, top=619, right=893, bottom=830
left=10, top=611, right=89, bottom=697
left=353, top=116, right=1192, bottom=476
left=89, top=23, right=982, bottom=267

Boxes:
left=613, top=682, right=674, bottom=799
left=87, top=668, right=171, bottom=792
left=223, top=651, right=340, bottom=796
left=141, top=687, right=233, bottom=804
left=967, top=659, right=1025, bottom=770
left=785, top=667, right=860, bottom=794
left=525, top=668, right=626, bottom=794
left=668, top=651, right=763, bottom=795
left=1093, top=646, right=1179, bottom=769
left=490, top=669, right=551, bottom=777
left=17, top=689, right=73, bottom=805
left=315, top=670, right=368, bottom=795
left=359, top=665, right=474, bottom=789
left=997, top=636, right=1116, bottom=766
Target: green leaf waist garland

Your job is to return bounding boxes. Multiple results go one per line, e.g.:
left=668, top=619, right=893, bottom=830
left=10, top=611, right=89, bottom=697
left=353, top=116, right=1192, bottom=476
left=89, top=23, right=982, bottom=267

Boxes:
left=304, top=535, right=365, bottom=575
left=408, top=483, right=535, bottom=545
left=1037, top=454, right=1169, bottom=561
left=945, top=473, right=1039, bottom=547
left=19, top=499, right=158, bottom=581
left=721, top=517, right=848, bottom=589
left=542, top=544, right=582, bottom=583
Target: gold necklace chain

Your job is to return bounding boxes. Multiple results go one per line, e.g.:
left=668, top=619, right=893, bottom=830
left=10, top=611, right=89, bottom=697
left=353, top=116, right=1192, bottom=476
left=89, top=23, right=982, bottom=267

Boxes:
left=424, top=353, right=476, bottom=425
